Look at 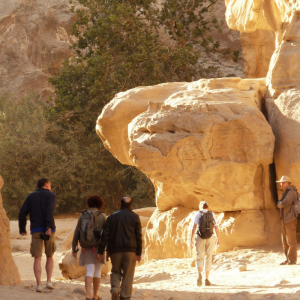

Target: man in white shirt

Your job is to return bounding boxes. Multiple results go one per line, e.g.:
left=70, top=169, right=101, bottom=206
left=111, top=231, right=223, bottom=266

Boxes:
left=190, top=201, right=221, bottom=286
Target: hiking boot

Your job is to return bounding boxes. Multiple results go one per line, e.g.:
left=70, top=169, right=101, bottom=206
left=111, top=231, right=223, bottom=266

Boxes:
left=46, top=281, right=55, bottom=290
left=111, top=291, right=120, bottom=300
left=197, top=273, right=202, bottom=286
left=36, top=285, right=43, bottom=293
left=205, top=279, right=211, bottom=286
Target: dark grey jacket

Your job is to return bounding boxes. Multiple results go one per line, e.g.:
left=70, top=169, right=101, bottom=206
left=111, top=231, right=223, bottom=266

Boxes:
left=278, top=185, right=298, bottom=224
left=98, top=208, right=142, bottom=256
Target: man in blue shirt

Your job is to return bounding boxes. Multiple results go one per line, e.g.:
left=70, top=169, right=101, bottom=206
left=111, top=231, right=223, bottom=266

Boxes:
left=19, top=178, right=56, bottom=292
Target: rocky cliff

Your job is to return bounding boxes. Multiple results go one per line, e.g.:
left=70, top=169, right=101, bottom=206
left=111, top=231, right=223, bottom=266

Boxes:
left=0, top=176, right=21, bottom=285
left=96, top=77, right=281, bottom=259
left=0, top=0, right=251, bottom=102
left=0, top=0, right=77, bottom=101
left=96, top=0, right=300, bottom=260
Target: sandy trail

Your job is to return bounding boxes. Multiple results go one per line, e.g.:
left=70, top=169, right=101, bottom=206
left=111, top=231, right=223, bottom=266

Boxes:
left=2, top=218, right=300, bottom=300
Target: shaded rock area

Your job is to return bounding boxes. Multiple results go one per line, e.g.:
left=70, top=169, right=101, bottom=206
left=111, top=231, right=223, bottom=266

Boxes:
left=0, top=176, right=21, bottom=286
left=0, top=0, right=78, bottom=101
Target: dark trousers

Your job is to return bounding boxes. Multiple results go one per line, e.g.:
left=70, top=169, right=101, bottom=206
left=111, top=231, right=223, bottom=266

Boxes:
left=110, top=252, right=136, bottom=300
left=282, top=219, right=297, bottom=263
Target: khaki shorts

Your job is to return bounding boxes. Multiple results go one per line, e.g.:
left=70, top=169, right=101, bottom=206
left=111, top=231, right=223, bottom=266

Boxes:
left=30, top=232, right=56, bottom=258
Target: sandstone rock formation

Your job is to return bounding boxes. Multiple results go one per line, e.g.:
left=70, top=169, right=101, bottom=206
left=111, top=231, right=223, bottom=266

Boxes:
left=59, top=250, right=112, bottom=279
left=225, top=1, right=300, bottom=198
left=97, top=77, right=281, bottom=259
left=0, top=0, right=77, bottom=101
left=0, top=176, right=21, bottom=286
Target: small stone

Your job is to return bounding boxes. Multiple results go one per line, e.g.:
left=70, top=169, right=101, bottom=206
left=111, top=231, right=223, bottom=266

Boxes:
left=239, top=265, right=247, bottom=272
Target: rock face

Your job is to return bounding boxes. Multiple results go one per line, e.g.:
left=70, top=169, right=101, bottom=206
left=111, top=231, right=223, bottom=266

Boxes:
left=225, top=1, right=300, bottom=198
left=0, top=176, right=21, bottom=286
left=0, top=0, right=77, bottom=101
left=267, top=90, right=300, bottom=198
left=97, top=77, right=281, bottom=259
left=0, top=0, right=248, bottom=100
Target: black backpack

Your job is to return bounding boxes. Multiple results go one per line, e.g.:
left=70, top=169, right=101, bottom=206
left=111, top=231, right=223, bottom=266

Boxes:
left=197, top=211, right=214, bottom=239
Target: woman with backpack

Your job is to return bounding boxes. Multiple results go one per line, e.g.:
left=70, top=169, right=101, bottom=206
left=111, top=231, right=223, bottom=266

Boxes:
left=72, top=195, right=106, bottom=300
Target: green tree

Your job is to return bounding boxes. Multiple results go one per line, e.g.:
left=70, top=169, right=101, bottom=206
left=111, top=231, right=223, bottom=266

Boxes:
left=0, top=94, right=154, bottom=218
left=46, top=0, right=227, bottom=216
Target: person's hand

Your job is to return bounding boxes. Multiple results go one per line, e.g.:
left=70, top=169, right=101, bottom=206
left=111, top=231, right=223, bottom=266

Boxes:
left=217, top=240, right=221, bottom=248
left=97, top=254, right=104, bottom=261
left=190, top=239, right=195, bottom=248
left=136, top=256, right=141, bottom=263
left=45, top=227, right=52, bottom=236
left=21, top=232, right=27, bottom=236
left=72, top=251, right=76, bottom=258
left=277, top=203, right=282, bottom=208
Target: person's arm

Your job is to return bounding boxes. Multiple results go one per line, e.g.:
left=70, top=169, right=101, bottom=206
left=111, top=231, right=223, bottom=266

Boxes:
left=97, top=216, right=111, bottom=259
left=135, top=215, right=142, bottom=262
left=190, top=223, right=197, bottom=248
left=19, top=198, right=30, bottom=235
left=214, top=225, right=221, bottom=247
left=279, top=190, right=297, bottom=208
left=45, top=193, right=56, bottom=234
left=72, top=216, right=81, bottom=256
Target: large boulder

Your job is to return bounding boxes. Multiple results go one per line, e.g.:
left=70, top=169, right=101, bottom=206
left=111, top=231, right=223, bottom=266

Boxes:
left=97, top=77, right=277, bottom=258
left=145, top=207, right=281, bottom=260
left=0, top=176, right=21, bottom=286
left=98, top=78, right=275, bottom=213
left=59, top=250, right=111, bottom=279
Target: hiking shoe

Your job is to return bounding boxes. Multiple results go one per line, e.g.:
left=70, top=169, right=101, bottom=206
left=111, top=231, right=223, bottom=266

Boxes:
left=205, top=279, right=211, bottom=286
left=36, top=285, right=43, bottom=293
left=46, top=281, right=55, bottom=290
left=288, top=261, right=296, bottom=265
left=111, top=291, right=120, bottom=300
left=197, top=273, right=202, bottom=286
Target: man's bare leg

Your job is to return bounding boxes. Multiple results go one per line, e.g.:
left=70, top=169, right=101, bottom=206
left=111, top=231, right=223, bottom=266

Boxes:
left=46, top=256, right=53, bottom=282
left=93, top=277, right=101, bottom=299
left=34, top=257, right=42, bottom=287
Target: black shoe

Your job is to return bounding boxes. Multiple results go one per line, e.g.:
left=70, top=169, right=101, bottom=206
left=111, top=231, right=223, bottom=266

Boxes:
left=197, top=273, right=202, bottom=286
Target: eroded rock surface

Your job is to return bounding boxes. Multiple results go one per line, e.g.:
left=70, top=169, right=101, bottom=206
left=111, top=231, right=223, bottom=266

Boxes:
left=145, top=207, right=280, bottom=260
left=0, top=176, right=21, bottom=286
left=225, top=1, right=300, bottom=199
left=97, top=77, right=279, bottom=258
left=0, top=0, right=77, bottom=101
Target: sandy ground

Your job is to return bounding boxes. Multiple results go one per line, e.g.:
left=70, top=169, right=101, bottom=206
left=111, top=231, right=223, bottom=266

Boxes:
left=2, top=218, right=300, bottom=300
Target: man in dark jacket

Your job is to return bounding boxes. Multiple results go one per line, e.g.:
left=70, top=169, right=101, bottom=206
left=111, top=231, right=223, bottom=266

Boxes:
left=277, top=175, right=298, bottom=265
left=19, top=178, right=56, bottom=292
left=98, top=197, right=142, bottom=300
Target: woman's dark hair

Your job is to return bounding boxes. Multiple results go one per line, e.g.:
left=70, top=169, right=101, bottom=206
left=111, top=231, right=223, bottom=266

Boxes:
left=86, top=195, right=105, bottom=209
left=37, top=178, right=49, bottom=188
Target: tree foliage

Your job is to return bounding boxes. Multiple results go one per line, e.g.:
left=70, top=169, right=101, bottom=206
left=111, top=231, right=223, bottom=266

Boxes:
left=0, top=95, right=155, bottom=218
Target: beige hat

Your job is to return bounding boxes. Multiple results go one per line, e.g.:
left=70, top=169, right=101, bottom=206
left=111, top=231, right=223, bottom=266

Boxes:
left=276, top=175, right=292, bottom=183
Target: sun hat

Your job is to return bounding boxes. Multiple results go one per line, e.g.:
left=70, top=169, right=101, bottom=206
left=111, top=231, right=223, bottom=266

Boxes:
left=276, top=175, right=292, bottom=183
